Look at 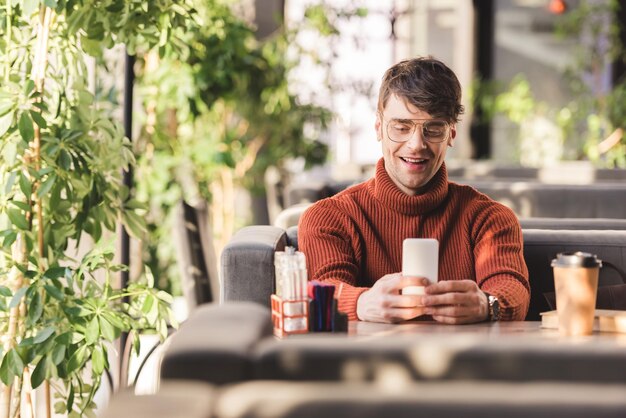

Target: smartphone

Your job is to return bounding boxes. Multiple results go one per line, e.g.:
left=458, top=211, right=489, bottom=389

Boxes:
left=401, top=238, right=439, bottom=295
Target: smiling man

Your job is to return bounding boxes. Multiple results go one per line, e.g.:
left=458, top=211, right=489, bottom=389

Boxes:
left=299, top=57, right=530, bottom=324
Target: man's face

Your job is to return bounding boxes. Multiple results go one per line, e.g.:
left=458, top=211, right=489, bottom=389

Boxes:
left=375, top=94, right=456, bottom=196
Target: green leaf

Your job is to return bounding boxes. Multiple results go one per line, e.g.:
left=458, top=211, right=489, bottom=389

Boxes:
left=0, top=100, right=13, bottom=116
left=51, top=344, right=65, bottom=365
left=30, top=110, right=47, bottom=129
left=11, top=200, right=31, bottom=212
left=68, top=384, right=75, bottom=412
left=141, top=294, right=154, bottom=315
left=31, top=101, right=47, bottom=111
left=121, top=210, right=147, bottom=238
left=44, top=266, right=67, bottom=280
left=24, top=270, right=38, bottom=279
left=18, top=112, right=34, bottom=142
left=147, top=297, right=159, bottom=325
left=156, top=290, right=173, bottom=304
left=66, top=345, right=88, bottom=374
left=71, top=333, right=85, bottom=344
left=37, top=174, right=57, bottom=198
left=0, top=353, right=11, bottom=385
left=18, top=336, right=35, bottom=347
left=44, top=284, right=64, bottom=301
left=44, top=0, right=57, bottom=8
left=2, top=232, right=17, bottom=249
left=54, top=401, right=66, bottom=414
left=85, top=317, right=99, bottom=345
left=9, top=287, right=28, bottom=309
left=33, top=326, right=56, bottom=344
left=0, top=111, right=14, bottom=137
left=91, top=346, right=105, bottom=375
left=80, top=34, right=103, bottom=57
left=7, top=208, right=29, bottom=230
left=98, top=316, right=116, bottom=341
left=18, top=172, right=32, bottom=197
left=55, top=332, right=73, bottom=346
left=37, top=166, right=54, bottom=177
left=0, top=286, right=11, bottom=297
left=24, top=80, right=35, bottom=97
left=59, top=149, right=71, bottom=170
left=31, top=356, right=49, bottom=388
left=145, top=268, right=155, bottom=288
left=102, top=312, right=126, bottom=330
left=0, top=349, right=24, bottom=385
left=28, top=292, right=43, bottom=324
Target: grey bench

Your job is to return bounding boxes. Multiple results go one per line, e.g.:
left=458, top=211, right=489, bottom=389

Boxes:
left=103, top=377, right=626, bottom=418
left=221, top=227, right=626, bottom=321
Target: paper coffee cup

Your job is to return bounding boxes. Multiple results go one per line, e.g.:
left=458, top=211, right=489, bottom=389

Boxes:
left=551, top=252, right=602, bottom=336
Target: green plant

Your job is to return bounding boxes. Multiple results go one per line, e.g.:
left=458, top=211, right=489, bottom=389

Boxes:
left=554, top=0, right=625, bottom=167
left=0, top=1, right=189, bottom=416
left=471, top=0, right=626, bottom=167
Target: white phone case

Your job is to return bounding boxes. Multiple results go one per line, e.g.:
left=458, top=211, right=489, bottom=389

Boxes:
left=401, top=238, right=439, bottom=295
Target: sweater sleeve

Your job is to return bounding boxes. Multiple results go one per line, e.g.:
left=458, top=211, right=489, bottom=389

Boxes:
left=472, top=202, right=530, bottom=320
left=298, top=200, right=369, bottom=320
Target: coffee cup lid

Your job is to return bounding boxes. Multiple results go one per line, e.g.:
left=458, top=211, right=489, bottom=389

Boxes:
left=551, top=252, right=602, bottom=268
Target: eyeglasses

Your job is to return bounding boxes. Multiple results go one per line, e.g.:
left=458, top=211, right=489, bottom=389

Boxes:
left=382, top=117, right=451, bottom=143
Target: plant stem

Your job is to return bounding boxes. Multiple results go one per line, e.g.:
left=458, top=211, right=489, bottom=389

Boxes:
left=0, top=381, right=12, bottom=418
left=22, top=369, right=35, bottom=418
left=4, top=0, right=10, bottom=82
left=45, top=381, right=51, bottom=418
left=2, top=235, right=27, bottom=418
left=108, top=291, right=148, bottom=301
left=29, top=6, right=54, bottom=418
left=221, top=168, right=234, bottom=254
left=33, top=6, right=53, bottom=260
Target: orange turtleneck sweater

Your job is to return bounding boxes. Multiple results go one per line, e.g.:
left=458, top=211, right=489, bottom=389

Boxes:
left=298, top=159, right=530, bottom=321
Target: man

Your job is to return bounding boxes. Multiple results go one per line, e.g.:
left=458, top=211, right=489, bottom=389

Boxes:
left=299, top=57, right=530, bottom=324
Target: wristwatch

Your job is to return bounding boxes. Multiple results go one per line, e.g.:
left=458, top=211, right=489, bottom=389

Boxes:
left=484, top=292, right=501, bottom=322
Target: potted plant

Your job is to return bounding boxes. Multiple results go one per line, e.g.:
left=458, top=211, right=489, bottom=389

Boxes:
left=0, top=1, right=189, bottom=416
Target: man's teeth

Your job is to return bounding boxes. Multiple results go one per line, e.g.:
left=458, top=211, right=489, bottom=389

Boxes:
left=402, top=157, right=426, bottom=163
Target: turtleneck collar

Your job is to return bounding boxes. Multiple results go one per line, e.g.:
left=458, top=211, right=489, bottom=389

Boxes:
left=368, top=158, right=449, bottom=215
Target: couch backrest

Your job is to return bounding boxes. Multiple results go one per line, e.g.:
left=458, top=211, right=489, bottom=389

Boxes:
left=462, top=181, right=626, bottom=218
left=282, top=179, right=626, bottom=219
left=283, top=228, right=626, bottom=321
left=522, top=229, right=626, bottom=320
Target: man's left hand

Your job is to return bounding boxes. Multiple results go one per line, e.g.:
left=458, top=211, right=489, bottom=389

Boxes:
left=422, top=280, right=489, bottom=324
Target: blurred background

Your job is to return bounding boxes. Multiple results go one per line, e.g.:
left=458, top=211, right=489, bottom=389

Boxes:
left=3, top=1, right=625, bottom=413
left=4, top=0, right=623, bottom=305
left=130, top=0, right=626, bottom=298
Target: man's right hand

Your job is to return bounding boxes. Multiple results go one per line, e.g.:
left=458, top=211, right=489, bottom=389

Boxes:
left=356, top=274, right=428, bottom=323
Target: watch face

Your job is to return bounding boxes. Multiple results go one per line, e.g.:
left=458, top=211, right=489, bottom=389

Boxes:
left=490, top=296, right=501, bottom=321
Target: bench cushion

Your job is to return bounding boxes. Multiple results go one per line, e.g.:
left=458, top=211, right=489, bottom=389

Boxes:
left=160, top=303, right=272, bottom=384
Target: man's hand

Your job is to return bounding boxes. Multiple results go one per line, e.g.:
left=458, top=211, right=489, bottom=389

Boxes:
left=422, top=280, right=489, bottom=324
left=356, top=274, right=426, bottom=323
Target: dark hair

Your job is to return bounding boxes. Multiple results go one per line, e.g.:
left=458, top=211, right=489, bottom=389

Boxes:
left=377, top=57, right=464, bottom=123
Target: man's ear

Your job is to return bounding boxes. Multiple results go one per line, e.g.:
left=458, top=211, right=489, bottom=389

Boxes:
left=448, top=125, right=457, bottom=147
left=375, top=113, right=382, bottom=141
